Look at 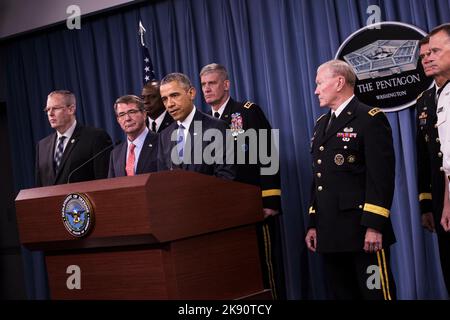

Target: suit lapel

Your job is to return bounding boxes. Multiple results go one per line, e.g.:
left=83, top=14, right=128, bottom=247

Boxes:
left=220, top=99, right=235, bottom=124
left=165, top=121, right=180, bottom=169
left=136, top=132, right=157, bottom=173
left=158, top=112, right=174, bottom=133
left=427, top=87, right=438, bottom=125
left=116, top=142, right=128, bottom=177
left=54, top=125, right=82, bottom=183
left=184, top=110, right=202, bottom=170
left=313, top=112, right=330, bottom=148
left=319, top=98, right=357, bottom=145
left=44, top=133, right=57, bottom=182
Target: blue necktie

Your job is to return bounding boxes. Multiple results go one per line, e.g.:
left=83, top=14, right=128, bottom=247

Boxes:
left=177, top=124, right=185, bottom=161
left=54, top=136, right=66, bottom=170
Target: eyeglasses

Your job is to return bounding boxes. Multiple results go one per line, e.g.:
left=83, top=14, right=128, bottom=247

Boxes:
left=116, top=109, right=142, bottom=119
left=43, top=105, right=70, bottom=113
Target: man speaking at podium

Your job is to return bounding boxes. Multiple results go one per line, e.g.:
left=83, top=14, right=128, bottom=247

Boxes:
left=35, top=90, right=112, bottom=187
left=157, top=73, right=236, bottom=180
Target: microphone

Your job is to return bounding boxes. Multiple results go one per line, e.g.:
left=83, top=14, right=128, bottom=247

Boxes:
left=67, top=140, right=120, bottom=183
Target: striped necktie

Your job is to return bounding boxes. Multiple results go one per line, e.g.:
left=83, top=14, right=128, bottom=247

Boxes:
left=177, top=124, right=185, bottom=161
left=54, top=136, right=66, bottom=171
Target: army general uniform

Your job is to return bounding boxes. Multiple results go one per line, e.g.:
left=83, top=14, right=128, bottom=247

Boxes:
left=420, top=82, right=450, bottom=294
left=210, top=98, right=284, bottom=299
left=308, top=96, right=396, bottom=300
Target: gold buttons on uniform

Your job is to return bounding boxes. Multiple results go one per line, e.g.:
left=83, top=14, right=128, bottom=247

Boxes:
left=319, top=146, right=324, bottom=151
left=358, top=205, right=363, bottom=209
left=317, top=186, right=323, bottom=191
left=438, top=152, right=443, bottom=158
left=317, top=159, right=322, bottom=164
left=436, top=138, right=440, bottom=143
left=317, top=173, right=322, bottom=178
left=440, top=167, right=444, bottom=172
left=344, top=146, right=348, bottom=149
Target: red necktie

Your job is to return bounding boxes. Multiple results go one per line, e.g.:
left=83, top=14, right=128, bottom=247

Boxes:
left=126, top=143, right=136, bottom=176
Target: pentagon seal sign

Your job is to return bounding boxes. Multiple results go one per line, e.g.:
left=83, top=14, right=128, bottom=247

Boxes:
left=336, top=22, right=431, bottom=112
left=61, top=193, right=94, bottom=237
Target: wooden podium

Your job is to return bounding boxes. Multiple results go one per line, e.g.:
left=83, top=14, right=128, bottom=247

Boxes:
left=15, top=170, right=266, bottom=299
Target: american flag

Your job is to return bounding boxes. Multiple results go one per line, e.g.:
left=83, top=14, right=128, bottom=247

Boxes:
left=142, top=45, right=156, bottom=84
left=139, top=21, right=156, bottom=84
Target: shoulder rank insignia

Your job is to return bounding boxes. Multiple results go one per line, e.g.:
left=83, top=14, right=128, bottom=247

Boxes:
left=243, top=101, right=254, bottom=109
left=368, top=107, right=382, bottom=117
left=416, top=91, right=424, bottom=101
left=231, top=112, right=245, bottom=136
left=316, top=114, right=326, bottom=123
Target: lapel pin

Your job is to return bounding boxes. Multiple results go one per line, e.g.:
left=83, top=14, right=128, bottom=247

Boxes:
left=347, top=111, right=352, bottom=115
left=71, top=139, right=75, bottom=143
left=149, top=144, right=153, bottom=147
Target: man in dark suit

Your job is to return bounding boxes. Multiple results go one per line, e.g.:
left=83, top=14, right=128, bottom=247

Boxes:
left=141, top=80, right=173, bottom=133
left=157, top=72, right=235, bottom=180
left=305, top=60, right=396, bottom=300
left=108, top=95, right=158, bottom=177
left=36, top=90, right=112, bottom=187
left=416, top=35, right=450, bottom=295
left=199, top=63, right=284, bottom=299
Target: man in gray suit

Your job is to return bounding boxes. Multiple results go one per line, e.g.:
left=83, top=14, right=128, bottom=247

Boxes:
left=108, top=95, right=158, bottom=177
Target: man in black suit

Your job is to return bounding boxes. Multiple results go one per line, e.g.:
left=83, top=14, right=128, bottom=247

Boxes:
left=36, top=90, right=112, bottom=186
left=199, top=63, right=284, bottom=299
left=157, top=72, right=235, bottom=180
left=108, top=95, right=158, bottom=177
left=141, top=80, right=173, bottom=133
left=305, top=60, right=396, bottom=300
left=416, top=35, right=450, bottom=295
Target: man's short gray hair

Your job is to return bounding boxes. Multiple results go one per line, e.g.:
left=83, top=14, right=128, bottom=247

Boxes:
left=318, top=60, right=356, bottom=87
left=48, top=90, right=76, bottom=106
left=199, top=63, right=229, bottom=81
left=114, top=95, right=144, bottom=112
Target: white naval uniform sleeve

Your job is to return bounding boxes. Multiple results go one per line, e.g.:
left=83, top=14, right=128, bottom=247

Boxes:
left=438, top=85, right=450, bottom=177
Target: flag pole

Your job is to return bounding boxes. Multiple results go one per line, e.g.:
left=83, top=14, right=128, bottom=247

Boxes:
left=139, top=20, right=146, bottom=46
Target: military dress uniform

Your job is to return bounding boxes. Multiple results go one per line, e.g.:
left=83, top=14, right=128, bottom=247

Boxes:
left=424, top=82, right=450, bottom=294
left=210, top=98, right=284, bottom=299
left=416, top=86, right=445, bottom=222
left=308, top=97, right=396, bottom=300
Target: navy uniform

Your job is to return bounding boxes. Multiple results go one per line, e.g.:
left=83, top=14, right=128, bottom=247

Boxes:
left=416, top=86, right=450, bottom=293
left=210, top=98, right=284, bottom=299
left=308, top=97, right=396, bottom=299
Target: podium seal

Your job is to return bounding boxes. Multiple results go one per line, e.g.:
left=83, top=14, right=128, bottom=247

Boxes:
left=61, top=193, right=94, bottom=237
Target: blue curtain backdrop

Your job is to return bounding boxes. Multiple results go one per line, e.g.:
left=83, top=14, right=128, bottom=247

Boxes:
left=1, top=0, right=450, bottom=299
